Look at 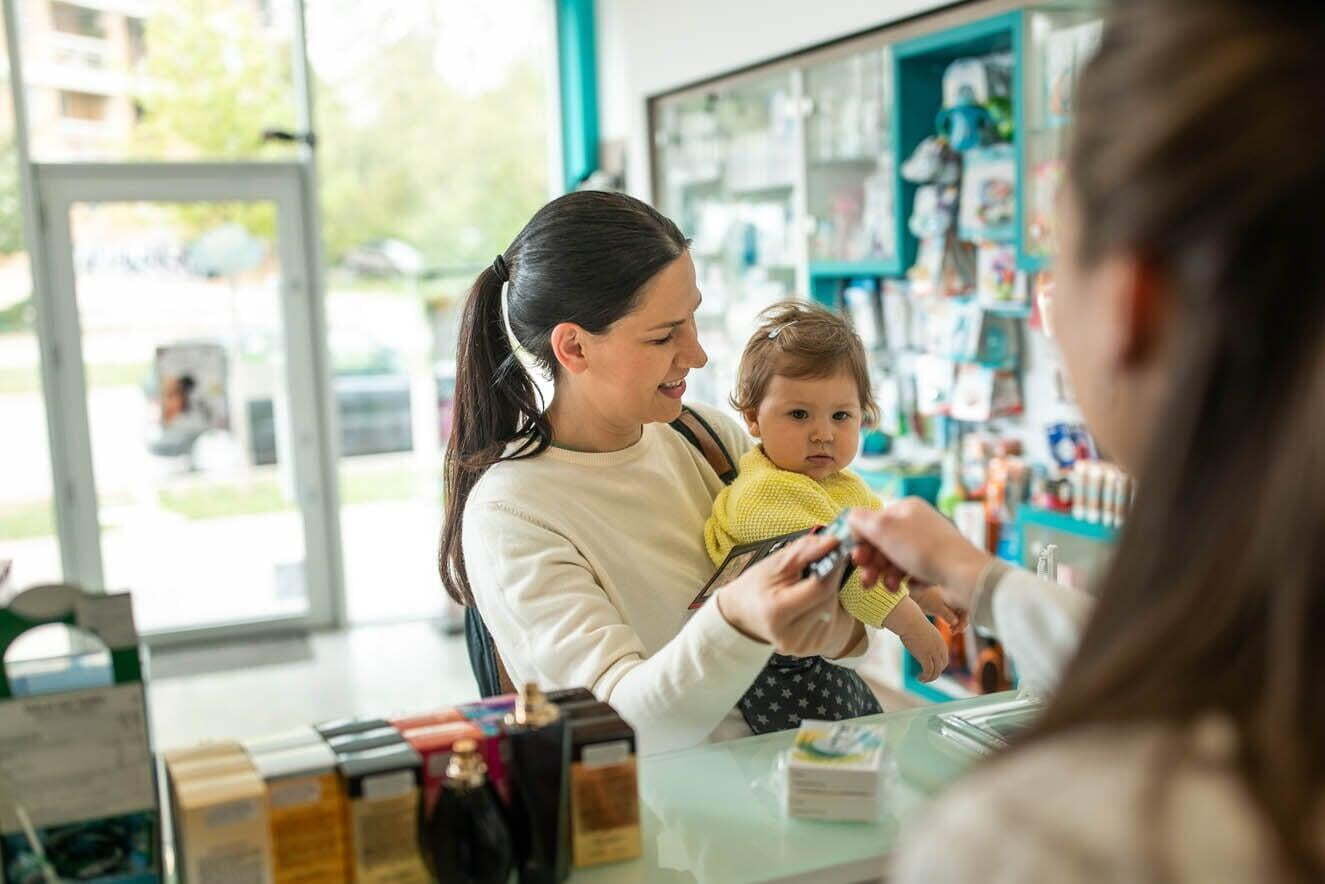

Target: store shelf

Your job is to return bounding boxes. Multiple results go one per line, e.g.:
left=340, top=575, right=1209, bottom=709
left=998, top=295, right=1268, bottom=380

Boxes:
left=727, top=182, right=795, bottom=199
left=809, top=259, right=900, bottom=278
left=1018, top=505, right=1118, bottom=543
left=808, top=155, right=885, bottom=168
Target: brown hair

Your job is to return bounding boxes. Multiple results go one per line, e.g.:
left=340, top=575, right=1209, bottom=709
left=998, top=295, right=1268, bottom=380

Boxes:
left=1021, top=0, right=1325, bottom=876
left=439, top=192, right=688, bottom=605
left=731, top=301, right=877, bottom=422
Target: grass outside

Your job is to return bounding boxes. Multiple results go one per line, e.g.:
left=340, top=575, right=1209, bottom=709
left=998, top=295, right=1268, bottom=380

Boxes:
left=156, top=464, right=432, bottom=520
left=0, top=498, right=55, bottom=539
left=0, top=362, right=149, bottom=395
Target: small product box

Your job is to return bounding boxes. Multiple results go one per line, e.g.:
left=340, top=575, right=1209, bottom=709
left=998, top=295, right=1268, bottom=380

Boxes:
left=315, top=717, right=391, bottom=740
left=785, top=721, right=886, bottom=823
left=388, top=708, right=463, bottom=732
left=242, top=726, right=322, bottom=756
left=401, top=720, right=485, bottom=811
left=337, top=743, right=430, bottom=884
left=249, top=741, right=350, bottom=884
left=171, top=754, right=275, bottom=883
left=568, top=712, right=642, bottom=868
left=325, top=726, right=405, bottom=755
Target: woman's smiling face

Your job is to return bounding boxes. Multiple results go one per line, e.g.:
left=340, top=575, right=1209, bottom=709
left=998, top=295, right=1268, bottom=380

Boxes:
left=573, top=252, right=709, bottom=427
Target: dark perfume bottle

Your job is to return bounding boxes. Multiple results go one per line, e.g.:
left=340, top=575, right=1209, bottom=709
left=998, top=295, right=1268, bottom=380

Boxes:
left=504, top=683, right=571, bottom=884
left=418, top=738, right=514, bottom=884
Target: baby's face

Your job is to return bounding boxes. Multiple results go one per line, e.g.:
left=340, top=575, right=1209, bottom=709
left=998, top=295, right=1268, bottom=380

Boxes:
left=746, top=372, right=863, bottom=481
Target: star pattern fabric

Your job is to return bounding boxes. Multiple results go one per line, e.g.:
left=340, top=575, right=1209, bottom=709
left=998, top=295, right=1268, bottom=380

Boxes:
left=736, top=653, right=881, bottom=735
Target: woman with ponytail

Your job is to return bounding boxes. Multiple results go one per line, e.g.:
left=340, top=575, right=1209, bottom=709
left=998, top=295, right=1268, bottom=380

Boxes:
left=440, top=191, right=865, bottom=755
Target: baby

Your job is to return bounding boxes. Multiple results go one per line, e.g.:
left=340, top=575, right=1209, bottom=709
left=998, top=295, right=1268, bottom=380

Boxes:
left=705, top=301, right=949, bottom=681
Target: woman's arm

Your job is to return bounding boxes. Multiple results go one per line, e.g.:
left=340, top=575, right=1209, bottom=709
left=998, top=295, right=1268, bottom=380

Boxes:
left=466, top=503, right=857, bottom=754
left=847, top=500, right=1094, bottom=692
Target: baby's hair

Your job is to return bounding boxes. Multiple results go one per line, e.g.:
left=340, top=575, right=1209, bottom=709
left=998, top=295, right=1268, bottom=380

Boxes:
left=730, top=301, right=878, bottom=422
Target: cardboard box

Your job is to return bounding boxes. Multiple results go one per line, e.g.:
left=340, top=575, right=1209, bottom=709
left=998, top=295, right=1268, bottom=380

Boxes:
left=173, top=759, right=275, bottom=883
left=568, top=713, right=641, bottom=868
left=338, top=744, right=429, bottom=884
left=250, top=742, right=350, bottom=884
left=325, top=726, right=404, bottom=755
left=784, top=721, right=885, bottom=823
left=0, top=588, right=161, bottom=884
left=387, top=709, right=462, bottom=732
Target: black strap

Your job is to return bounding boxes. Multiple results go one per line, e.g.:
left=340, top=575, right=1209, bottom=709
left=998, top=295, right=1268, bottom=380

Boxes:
left=670, top=405, right=739, bottom=485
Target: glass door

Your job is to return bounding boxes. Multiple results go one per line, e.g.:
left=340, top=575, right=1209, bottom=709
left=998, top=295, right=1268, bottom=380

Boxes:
left=32, top=162, right=342, bottom=640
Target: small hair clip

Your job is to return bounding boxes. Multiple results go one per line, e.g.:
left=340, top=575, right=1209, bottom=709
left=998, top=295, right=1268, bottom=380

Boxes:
left=767, top=324, right=786, bottom=340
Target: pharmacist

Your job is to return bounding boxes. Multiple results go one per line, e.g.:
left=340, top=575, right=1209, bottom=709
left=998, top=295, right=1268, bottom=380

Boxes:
left=877, top=0, right=1325, bottom=880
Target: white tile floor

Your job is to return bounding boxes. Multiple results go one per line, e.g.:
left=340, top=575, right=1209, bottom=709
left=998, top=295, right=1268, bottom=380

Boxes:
left=145, top=620, right=479, bottom=751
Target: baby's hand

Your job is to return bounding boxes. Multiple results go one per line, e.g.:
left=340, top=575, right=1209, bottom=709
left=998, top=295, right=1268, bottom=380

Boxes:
left=910, top=583, right=968, bottom=633
left=900, top=621, right=949, bottom=682
left=884, top=598, right=950, bottom=682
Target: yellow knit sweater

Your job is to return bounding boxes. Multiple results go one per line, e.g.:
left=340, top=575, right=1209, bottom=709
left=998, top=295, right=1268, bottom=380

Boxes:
left=704, top=447, right=906, bottom=628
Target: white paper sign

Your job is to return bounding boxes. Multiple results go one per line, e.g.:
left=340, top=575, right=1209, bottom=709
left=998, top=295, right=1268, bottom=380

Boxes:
left=0, top=682, right=155, bottom=831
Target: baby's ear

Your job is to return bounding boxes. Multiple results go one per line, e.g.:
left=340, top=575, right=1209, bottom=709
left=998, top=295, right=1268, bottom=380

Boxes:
left=742, top=410, right=761, bottom=438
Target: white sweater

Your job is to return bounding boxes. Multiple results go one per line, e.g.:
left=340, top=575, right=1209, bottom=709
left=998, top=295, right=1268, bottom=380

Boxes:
left=463, top=404, right=776, bottom=755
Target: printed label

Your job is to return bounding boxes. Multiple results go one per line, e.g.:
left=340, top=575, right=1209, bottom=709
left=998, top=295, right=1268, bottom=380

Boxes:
left=0, top=682, right=154, bottom=832
left=362, top=769, right=414, bottom=801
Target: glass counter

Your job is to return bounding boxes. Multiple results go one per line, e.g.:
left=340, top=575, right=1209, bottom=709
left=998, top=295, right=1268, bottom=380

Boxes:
left=577, top=692, right=1027, bottom=883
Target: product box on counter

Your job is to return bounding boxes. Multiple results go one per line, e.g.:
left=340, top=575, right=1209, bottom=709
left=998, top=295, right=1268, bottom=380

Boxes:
left=338, top=743, right=431, bottom=883
left=249, top=740, right=350, bottom=883
left=169, top=753, right=274, bottom=884
left=785, top=720, right=886, bottom=823
left=0, top=585, right=161, bottom=884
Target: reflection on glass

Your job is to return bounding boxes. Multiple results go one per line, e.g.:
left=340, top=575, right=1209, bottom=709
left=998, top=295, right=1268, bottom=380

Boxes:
left=1022, top=10, right=1103, bottom=262
left=70, top=201, right=308, bottom=633
left=306, top=0, right=552, bottom=624
left=805, top=46, right=896, bottom=265
left=653, top=72, right=800, bottom=413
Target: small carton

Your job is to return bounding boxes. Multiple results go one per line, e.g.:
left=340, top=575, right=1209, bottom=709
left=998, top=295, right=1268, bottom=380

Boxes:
left=314, top=717, right=391, bottom=740
left=387, top=708, right=463, bottom=732
left=325, top=726, right=405, bottom=755
left=337, top=744, right=430, bottom=884
left=249, top=742, right=349, bottom=884
left=173, top=758, right=275, bottom=882
left=242, top=726, right=322, bottom=756
left=568, top=713, right=641, bottom=868
left=785, top=721, right=885, bottom=823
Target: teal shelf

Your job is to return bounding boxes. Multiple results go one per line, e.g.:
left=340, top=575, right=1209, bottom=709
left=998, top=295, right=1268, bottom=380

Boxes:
left=809, top=260, right=901, bottom=278
left=893, top=12, right=1024, bottom=283
left=1017, top=505, right=1118, bottom=543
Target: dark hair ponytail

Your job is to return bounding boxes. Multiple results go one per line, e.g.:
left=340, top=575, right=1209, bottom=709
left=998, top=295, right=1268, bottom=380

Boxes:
left=439, top=191, right=689, bottom=604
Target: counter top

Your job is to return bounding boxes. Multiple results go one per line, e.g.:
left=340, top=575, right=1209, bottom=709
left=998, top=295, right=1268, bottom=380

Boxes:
left=577, top=692, right=1020, bottom=884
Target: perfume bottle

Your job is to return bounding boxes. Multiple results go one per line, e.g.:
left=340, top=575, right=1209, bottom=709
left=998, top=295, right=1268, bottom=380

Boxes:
left=504, top=683, right=572, bottom=884
left=418, top=739, right=513, bottom=884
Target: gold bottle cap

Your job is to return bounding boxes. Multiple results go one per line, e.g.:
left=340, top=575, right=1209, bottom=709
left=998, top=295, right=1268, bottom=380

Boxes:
left=446, top=738, right=488, bottom=789
left=506, top=682, right=561, bottom=728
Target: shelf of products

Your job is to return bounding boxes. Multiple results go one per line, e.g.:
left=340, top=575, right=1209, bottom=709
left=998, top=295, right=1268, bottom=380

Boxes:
left=649, top=1, right=1108, bottom=703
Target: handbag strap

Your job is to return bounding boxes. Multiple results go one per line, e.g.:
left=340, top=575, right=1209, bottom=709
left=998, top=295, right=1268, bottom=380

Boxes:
left=670, top=405, right=739, bottom=485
